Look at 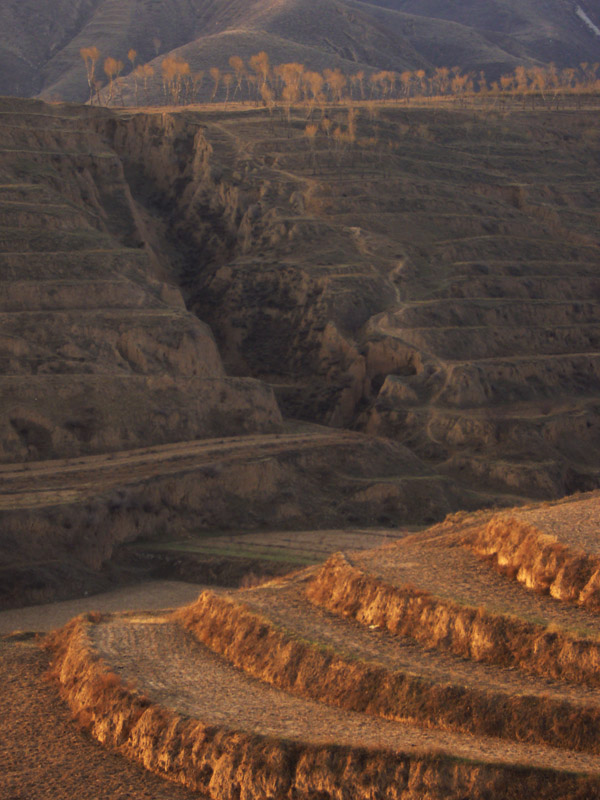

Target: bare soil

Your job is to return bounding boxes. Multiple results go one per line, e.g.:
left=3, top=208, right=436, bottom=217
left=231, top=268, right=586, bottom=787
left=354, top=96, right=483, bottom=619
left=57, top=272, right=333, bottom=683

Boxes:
left=0, top=580, right=203, bottom=635
left=0, top=637, right=199, bottom=800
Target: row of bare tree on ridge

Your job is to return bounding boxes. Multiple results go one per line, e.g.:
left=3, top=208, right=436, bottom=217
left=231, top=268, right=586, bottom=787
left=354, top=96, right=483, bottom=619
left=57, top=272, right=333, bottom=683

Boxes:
left=80, top=46, right=600, bottom=109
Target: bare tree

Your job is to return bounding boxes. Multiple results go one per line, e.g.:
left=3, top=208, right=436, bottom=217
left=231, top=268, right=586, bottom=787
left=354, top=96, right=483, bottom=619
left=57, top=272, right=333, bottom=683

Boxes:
left=80, top=47, right=101, bottom=104
left=249, top=51, right=271, bottom=98
left=223, top=73, right=233, bottom=103
left=304, top=122, right=318, bottom=171
left=103, top=57, right=122, bottom=105
left=229, top=56, right=246, bottom=98
left=210, top=67, right=221, bottom=101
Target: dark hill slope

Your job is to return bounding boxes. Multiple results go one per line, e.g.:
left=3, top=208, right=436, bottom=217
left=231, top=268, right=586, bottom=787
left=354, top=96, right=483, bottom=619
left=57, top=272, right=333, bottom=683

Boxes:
left=363, top=0, right=600, bottom=67
left=361, top=0, right=600, bottom=69
left=1, top=0, right=599, bottom=103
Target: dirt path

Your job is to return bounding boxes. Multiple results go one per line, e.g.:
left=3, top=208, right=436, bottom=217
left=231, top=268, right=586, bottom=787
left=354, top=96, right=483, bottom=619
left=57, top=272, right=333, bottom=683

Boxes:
left=0, top=638, right=199, bottom=800
left=0, top=429, right=362, bottom=509
left=0, top=580, right=204, bottom=635
left=90, top=613, right=600, bottom=774
left=235, top=575, right=600, bottom=706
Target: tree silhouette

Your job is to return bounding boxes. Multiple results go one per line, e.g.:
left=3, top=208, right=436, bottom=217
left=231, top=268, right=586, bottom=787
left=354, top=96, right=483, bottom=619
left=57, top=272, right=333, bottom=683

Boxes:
left=133, top=64, right=144, bottom=105
left=210, top=67, right=221, bottom=101
left=304, top=71, right=324, bottom=117
left=249, top=52, right=271, bottom=98
left=223, top=73, right=233, bottom=103
left=304, top=123, right=318, bottom=171
left=192, top=71, right=205, bottom=103
left=141, top=63, right=154, bottom=104
left=324, top=68, right=347, bottom=103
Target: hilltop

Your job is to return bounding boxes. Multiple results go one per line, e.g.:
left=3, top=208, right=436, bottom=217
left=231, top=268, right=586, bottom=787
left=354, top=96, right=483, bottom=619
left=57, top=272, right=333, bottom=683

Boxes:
left=1, top=0, right=600, bottom=103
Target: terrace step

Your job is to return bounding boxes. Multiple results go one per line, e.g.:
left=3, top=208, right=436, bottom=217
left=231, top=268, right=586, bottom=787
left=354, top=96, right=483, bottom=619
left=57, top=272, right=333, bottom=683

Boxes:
left=0, top=227, right=116, bottom=253
left=430, top=236, right=598, bottom=264
left=435, top=353, right=600, bottom=407
left=0, top=279, right=164, bottom=312
left=175, top=574, right=600, bottom=753
left=431, top=274, right=600, bottom=301
left=390, top=324, right=600, bottom=361
left=68, top=611, right=600, bottom=794
left=0, top=249, right=149, bottom=281
left=395, top=299, right=600, bottom=329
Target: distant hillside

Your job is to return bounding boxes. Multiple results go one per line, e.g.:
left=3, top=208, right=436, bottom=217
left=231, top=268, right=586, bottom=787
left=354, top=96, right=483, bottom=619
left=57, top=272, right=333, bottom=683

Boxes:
left=360, top=0, right=600, bottom=68
left=1, top=0, right=599, bottom=103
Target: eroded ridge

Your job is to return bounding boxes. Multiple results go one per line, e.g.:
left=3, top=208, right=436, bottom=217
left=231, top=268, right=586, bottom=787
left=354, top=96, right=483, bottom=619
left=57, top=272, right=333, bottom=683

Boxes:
left=47, top=612, right=600, bottom=800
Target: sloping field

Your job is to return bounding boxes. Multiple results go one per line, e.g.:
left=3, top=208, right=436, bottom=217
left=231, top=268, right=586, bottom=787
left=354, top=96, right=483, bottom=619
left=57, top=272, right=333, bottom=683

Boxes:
left=0, top=100, right=282, bottom=467
left=0, top=422, right=461, bottom=608
left=3, top=93, right=600, bottom=601
left=3, top=96, right=487, bottom=607
left=157, top=99, right=600, bottom=501
left=35, top=491, right=600, bottom=798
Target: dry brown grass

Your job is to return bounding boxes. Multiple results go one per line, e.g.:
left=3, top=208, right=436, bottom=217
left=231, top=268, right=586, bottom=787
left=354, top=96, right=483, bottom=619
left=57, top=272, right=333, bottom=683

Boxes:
left=468, top=516, right=600, bottom=609
left=176, top=589, right=600, bottom=754
left=308, top=553, right=600, bottom=686
left=1, top=636, right=195, bottom=800
left=44, top=613, right=600, bottom=800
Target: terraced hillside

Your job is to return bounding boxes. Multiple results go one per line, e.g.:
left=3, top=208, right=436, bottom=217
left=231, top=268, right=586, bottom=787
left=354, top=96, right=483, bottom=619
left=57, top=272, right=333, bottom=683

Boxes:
left=38, top=491, right=600, bottom=799
left=1, top=96, right=475, bottom=607
left=151, top=98, right=600, bottom=501
left=0, top=425, right=460, bottom=608
left=2, top=94, right=600, bottom=605
left=0, top=98, right=281, bottom=464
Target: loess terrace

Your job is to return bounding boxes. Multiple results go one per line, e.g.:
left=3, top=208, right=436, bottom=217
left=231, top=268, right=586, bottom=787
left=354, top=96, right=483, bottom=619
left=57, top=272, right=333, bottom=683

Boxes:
left=16, top=492, right=599, bottom=799
left=2, top=92, right=600, bottom=799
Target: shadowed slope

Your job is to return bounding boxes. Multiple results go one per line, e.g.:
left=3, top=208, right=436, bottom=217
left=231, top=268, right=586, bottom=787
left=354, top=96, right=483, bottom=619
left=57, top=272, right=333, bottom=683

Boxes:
left=2, top=0, right=600, bottom=103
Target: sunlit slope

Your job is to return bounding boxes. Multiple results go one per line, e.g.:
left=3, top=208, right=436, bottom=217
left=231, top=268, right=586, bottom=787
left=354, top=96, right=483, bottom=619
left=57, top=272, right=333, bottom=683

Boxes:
left=43, top=492, right=600, bottom=799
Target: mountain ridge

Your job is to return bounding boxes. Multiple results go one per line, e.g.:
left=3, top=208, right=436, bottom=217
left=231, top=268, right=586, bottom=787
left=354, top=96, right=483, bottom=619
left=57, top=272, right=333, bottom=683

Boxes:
left=1, top=0, right=599, bottom=103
